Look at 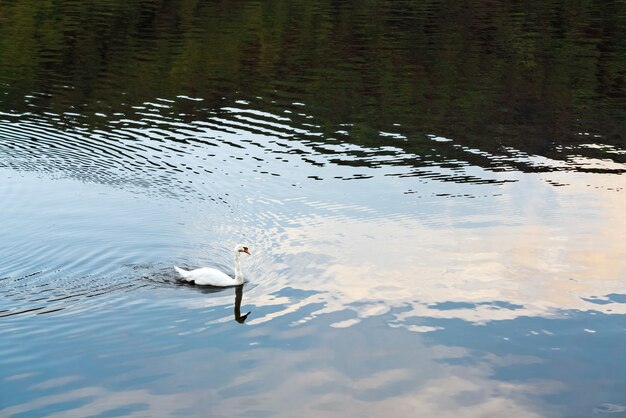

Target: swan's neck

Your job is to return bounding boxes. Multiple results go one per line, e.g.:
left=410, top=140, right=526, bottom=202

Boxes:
left=234, top=252, right=244, bottom=284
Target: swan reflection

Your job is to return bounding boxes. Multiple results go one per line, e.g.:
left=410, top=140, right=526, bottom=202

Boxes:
left=176, top=276, right=251, bottom=324
left=234, top=285, right=250, bottom=324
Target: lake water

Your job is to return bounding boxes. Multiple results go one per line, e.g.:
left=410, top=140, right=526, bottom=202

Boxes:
left=1, top=1, right=625, bottom=417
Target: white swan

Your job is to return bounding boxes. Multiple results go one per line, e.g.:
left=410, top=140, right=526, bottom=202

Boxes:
left=174, top=244, right=251, bottom=286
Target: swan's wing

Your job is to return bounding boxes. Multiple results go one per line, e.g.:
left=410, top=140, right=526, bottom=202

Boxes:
left=183, top=267, right=235, bottom=286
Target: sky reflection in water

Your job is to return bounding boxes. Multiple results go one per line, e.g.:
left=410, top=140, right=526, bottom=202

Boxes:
left=1, top=122, right=624, bottom=416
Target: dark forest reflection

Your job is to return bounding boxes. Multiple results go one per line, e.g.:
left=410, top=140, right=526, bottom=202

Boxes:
left=0, top=0, right=624, bottom=171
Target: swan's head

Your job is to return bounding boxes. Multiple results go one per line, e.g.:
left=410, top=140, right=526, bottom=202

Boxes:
left=234, top=244, right=251, bottom=255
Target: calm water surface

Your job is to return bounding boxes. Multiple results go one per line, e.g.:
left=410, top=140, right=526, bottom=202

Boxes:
left=1, top=1, right=625, bottom=417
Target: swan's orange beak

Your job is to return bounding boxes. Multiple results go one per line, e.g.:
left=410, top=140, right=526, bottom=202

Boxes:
left=243, top=248, right=251, bottom=255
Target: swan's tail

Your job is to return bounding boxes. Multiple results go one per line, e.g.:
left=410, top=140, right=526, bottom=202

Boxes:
left=174, top=266, right=190, bottom=280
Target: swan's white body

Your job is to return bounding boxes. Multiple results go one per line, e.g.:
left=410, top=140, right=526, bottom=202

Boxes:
left=175, top=244, right=250, bottom=286
left=174, top=266, right=240, bottom=286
